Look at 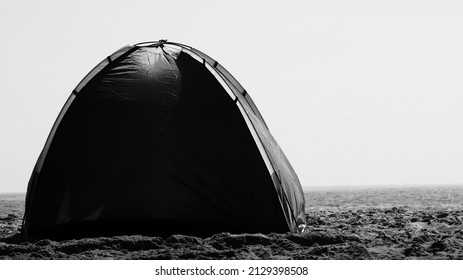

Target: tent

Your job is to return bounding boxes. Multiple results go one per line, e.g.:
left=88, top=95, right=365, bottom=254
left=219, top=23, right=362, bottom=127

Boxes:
left=22, top=40, right=306, bottom=239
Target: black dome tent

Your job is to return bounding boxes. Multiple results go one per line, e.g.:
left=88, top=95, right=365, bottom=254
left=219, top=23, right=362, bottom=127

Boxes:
left=22, top=40, right=306, bottom=239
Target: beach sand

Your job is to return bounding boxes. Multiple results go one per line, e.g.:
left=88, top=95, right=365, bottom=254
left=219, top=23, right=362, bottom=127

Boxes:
left=1, top=186, right=462, bottom=259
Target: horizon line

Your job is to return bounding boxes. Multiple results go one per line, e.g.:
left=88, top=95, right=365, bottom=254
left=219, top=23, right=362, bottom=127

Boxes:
left=2, top=183, right=463, bottom=194
left=303, top=183, right=463, bottom=189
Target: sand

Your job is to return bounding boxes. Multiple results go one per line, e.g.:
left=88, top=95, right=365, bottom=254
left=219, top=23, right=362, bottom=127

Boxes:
left=1, top=187, right=462, bottom=259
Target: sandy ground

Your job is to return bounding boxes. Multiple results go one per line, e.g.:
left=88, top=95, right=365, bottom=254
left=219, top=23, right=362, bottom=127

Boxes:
left=1, top=207, right=462, bottom=259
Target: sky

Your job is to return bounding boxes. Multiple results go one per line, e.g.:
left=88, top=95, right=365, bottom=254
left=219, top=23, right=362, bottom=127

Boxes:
left=0, top=0, right=462, bottom=192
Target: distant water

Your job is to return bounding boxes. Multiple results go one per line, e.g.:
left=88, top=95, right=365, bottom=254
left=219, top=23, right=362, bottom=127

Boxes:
left=1, top=186, right=463, bottom=217
left=303, top=185, right=463, bottom=212
left=0, top=193, right=25, bottom=218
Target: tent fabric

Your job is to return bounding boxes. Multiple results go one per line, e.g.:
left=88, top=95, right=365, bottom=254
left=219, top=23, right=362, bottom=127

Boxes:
left=22, top=41, right=306, bottom=239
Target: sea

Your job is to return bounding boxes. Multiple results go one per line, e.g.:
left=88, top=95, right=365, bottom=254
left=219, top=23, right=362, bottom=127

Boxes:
left=303, top=185, right=463, bottom=212
left=1, top=185, right=463, bottom=217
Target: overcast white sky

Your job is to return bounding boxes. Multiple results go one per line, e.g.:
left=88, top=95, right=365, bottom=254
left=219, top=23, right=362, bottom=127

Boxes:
left=1, top=0, right=462, bottom=192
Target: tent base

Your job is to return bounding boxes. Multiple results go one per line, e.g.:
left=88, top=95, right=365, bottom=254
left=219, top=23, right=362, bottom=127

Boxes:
left=25, top=219, right=254, bottom=240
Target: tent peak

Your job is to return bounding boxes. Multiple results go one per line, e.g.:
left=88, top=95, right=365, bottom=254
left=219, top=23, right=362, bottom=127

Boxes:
left=134, top=39, right=169, bottom=48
